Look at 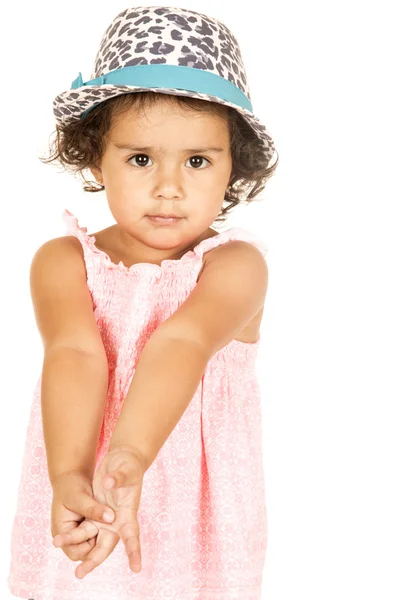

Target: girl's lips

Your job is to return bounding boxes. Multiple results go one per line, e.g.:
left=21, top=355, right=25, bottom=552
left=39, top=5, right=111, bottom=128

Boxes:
left=147, top=215, right=182, bottom=224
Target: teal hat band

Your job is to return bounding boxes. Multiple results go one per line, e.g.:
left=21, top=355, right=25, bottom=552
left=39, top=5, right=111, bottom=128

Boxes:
left=71, top=64, right=253, bottom=119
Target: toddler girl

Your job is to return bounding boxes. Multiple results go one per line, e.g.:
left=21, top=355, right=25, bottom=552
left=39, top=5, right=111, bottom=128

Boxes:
left=8, top=6, right=278, bottom=600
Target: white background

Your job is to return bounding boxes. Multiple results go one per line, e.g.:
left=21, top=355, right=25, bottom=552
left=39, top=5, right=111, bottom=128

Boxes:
left=1, top=1, right=399, bottom=598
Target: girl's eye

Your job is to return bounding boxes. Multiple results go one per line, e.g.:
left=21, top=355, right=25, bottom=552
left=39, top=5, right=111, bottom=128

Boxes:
left=127, top=154, right=210, bottom=169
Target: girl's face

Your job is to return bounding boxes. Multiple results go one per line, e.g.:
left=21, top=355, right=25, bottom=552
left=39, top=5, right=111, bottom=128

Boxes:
left=90, top=97, right=232, bottom=260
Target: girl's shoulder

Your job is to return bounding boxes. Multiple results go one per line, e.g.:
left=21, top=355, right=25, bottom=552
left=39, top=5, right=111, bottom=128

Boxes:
left=30, top=236, right=105, bottom=355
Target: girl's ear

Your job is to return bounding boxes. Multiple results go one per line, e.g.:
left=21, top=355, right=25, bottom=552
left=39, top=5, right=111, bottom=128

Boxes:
left=90, top=167, right=103, bottom=185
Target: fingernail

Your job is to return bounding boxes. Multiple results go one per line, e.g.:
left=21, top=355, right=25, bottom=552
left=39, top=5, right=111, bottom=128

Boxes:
left=103, top=511, right=114, bottom=522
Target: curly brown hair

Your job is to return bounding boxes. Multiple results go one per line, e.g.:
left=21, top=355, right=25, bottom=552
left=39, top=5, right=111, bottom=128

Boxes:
left=40, top=91, right=279, bottom=226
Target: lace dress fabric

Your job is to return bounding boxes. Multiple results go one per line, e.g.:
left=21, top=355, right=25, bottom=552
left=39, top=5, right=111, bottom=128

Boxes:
left=8, top=209, right=269, bottom=600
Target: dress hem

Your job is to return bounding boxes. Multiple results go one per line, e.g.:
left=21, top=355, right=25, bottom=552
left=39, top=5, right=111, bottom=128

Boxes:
left=9, top=581, right=263, bottom=600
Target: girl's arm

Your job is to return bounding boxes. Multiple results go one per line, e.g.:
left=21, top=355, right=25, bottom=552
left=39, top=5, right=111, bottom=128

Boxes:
left=109, top=241, right=268, bottom=472
left=41, top=348, right=108, bottom=486
left=30, top=236, right=109, bottom=486
left=109, top=335, right=208, bottom=471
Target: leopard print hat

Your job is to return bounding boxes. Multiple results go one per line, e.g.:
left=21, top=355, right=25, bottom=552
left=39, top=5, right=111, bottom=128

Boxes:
left=53, top=6, right=277, bottom=167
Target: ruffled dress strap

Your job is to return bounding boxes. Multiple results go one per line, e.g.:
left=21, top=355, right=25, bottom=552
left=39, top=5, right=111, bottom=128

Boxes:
left=63, top=208, right=104, bottom=290
left=192, top=226, right=268, bottom=260
left=63, top=208, right=92, bottom=244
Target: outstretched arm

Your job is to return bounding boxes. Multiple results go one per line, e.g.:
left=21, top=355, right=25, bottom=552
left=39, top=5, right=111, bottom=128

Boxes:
left=109, top=334, right=208, bottom=469
left=109, top=241, right=268, bottom=471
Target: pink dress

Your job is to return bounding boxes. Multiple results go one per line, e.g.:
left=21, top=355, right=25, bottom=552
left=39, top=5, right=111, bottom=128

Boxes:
left=8, top=209, right=269, bottom=600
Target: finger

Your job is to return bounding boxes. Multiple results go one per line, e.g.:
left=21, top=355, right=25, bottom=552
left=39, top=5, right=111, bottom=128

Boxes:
left=53, top=520, right=99, bottom=548
left=74, top=528, right=119, bottom=579
left=65, top=492, right=115, bottom=524
left=103, top=474, right=116, bottom=489
left=103, top=471, right=121, bottom=490
left=119, top=520, right=142, bottom=573
left=59, top=536, right=97, bottom=562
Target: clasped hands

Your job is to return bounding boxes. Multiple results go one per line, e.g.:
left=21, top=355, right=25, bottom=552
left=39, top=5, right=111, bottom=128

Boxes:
left=50, top=446, right=147, bottom=579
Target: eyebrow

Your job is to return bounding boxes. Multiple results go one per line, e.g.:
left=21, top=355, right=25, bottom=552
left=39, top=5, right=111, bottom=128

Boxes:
left=113, top=143, right=225, bottom=154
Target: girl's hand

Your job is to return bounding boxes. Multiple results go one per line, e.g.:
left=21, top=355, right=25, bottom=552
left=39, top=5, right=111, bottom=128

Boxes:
left=52, top=446, right=146, bottom=579
left=51, top=470, right=116, bottom=578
